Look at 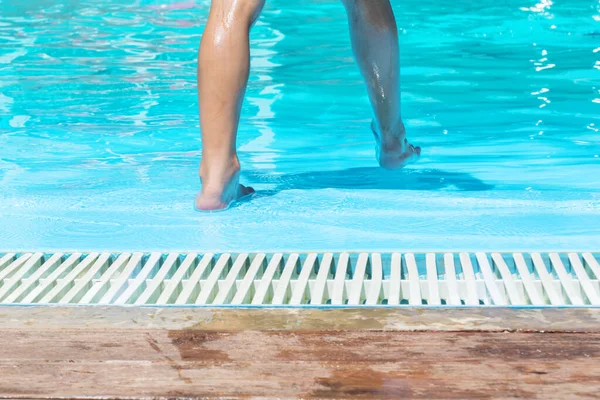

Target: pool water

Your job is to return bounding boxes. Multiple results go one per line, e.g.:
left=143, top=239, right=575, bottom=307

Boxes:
left=0, top=0, right=599, bottom=252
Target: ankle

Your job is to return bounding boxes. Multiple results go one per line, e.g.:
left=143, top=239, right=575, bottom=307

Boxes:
left=199, top=156, right=241, bottom=189
left=381, top=119, right=405, bottom=136
left=374, top=120, right=406, bottom=148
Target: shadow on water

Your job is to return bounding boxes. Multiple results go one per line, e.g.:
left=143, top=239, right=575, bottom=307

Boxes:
left=244, top=167, right=493, bottom=198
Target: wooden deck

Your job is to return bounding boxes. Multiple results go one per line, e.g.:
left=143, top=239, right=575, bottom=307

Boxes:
left=1, top=307, right=600, bottom=399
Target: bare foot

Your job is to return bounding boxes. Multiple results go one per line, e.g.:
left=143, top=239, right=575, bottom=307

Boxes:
left=371, top=120, right=421, bottom=170
left=195, top=163, right=254, bottom=211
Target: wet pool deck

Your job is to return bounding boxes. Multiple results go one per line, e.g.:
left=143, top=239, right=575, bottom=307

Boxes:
left=1, top=307, right=600, bottom=399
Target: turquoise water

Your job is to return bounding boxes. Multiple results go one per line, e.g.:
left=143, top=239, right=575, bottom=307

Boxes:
left=0, top=0, right=599, bottom=252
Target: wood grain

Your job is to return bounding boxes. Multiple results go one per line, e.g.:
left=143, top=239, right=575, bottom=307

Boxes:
left=1, top=329, right=599, bottom=399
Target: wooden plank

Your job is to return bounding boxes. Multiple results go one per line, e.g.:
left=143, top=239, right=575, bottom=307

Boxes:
left=2, top=306, right=600, bottom=332
left=0, top=329, right=599, bottom=399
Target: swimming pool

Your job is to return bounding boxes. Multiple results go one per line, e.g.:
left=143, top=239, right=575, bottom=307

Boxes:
left=0, top=0, right=599, bottom=252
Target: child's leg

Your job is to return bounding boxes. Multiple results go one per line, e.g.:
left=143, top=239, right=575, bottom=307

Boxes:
left=196, top=0, right=265, bottom=211
left=342, top=0, right=420, bottom=170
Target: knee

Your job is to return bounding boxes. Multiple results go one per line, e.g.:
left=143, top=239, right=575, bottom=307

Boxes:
left=235, top=0, right=265, bottom=25
left=212, top=0, right=265, bottom=27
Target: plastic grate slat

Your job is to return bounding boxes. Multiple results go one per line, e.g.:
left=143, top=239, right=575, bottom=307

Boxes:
left=512, top=253, right=544, bottom=306
left=310, top=253, right=333, bottom=306
left=331, top=253, right=349, bottom=305
left=0, top=252, right=598, bottom=307
left=405, top=253, right=421, bottom=305
left=459, top=253, right=480, bottom=305
left=388, top=253, right=402, bottom=306
left=231, top=253, right=265, bottom=305
left=443, top=253, right=461, bottom=306
left=425, top=253, right=441, bottom=306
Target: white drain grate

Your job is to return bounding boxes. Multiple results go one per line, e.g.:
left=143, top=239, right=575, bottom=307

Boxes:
left=0, top=252, right=599, bottom=306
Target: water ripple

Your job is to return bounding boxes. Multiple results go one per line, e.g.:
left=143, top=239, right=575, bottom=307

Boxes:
left=0, top=0, right=599, bottom=251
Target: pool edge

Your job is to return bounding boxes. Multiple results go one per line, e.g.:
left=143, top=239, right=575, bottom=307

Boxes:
left=2, top=306, right=600, bottom=332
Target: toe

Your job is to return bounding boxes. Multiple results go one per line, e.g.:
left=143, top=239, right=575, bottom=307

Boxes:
left=408, top=144, right=421, bottom=157
left=239, top=184, right=255, bottom=198
left=400, top=144, right=421, bottom=165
